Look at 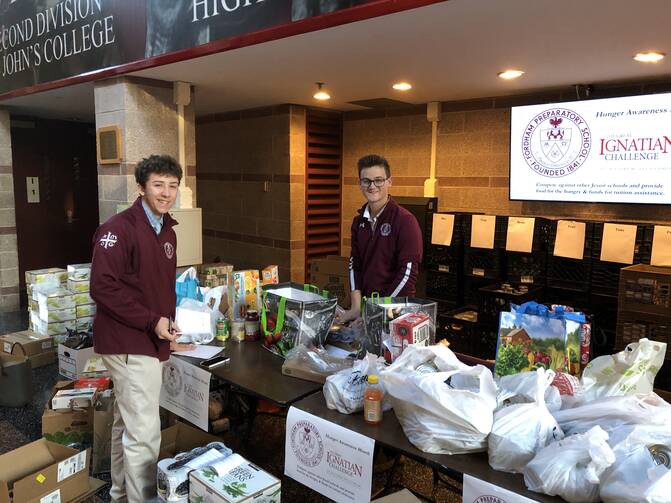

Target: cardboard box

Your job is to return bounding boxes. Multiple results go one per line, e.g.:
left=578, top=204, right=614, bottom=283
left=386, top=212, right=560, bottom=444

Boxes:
left=91, top=394, right=114, bottom=475
left=67, top=278, right=90, bottom=293
left=52, top=389, right=97, bottom=410
left=388, top=312, right=431, bottom=362
left=76, top=304, right=96, bottom=318
left=67, top=263, right=91, bottom=281
left=189, top=453, right=281, bottom=503
left=42, top=382, right=94, bottom=447
left=58, top=344, right=96, bottom=380
left=159, top=422, right=222, bottom=461
left=0, top=330, right=56, bottom=369
left=37, top=289, right=76, bottom=317
left=1, top=330, right=54, bottom=356
left=199, top=263, right=234, bottom=277
left=310, top=256, right=350, bottom=308
left=73, top=292, right=94, bottom=306
left=232, top=270, right=261, bottom=320
left=261, top=265, right=279, bottom=286
left=32, top=315, right=76, bottom=337
left=39, top=307, right=76, bottom=323
left=0, top=439, right=90, bottom=503
left=25, top=267, right=68, bottom=285
left=198, top=262, right=235, bottom=315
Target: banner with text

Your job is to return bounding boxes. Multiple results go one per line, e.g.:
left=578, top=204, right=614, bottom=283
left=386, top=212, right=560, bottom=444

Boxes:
left=285, top=407, right=374, bottom=503
left=0, top=0, right=374, bottom=94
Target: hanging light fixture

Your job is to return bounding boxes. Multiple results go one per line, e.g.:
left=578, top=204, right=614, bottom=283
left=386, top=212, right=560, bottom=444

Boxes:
left=313, top=82, right=331, bottom=101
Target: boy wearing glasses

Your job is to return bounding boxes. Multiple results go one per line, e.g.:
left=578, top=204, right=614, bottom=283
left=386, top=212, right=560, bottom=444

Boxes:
left=339, top=154, right=423, bottom=322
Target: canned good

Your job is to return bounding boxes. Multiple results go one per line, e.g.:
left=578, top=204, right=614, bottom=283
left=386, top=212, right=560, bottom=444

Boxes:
left=649, top=445, right=671, bottom=467
left=231, top=320, right=245, bottom=343
left=415, top=360, right=439, bottom=374
left=215, top=317, right=229, bottom=342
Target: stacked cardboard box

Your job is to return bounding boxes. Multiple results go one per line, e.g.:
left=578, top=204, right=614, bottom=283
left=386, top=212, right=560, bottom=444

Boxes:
left=68, top=263, right=95, bottom=331
left=197, top=262, right=234, bottom=315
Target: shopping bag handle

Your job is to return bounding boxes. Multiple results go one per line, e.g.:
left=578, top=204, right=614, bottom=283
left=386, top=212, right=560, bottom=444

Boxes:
left=261, top=291, right=287, bottom=338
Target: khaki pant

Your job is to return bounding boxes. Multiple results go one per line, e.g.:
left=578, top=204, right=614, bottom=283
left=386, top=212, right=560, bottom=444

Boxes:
left=102, top=354, right=162, bottom=503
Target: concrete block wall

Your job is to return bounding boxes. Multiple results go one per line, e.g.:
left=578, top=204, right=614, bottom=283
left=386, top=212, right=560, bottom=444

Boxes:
left=0, top=110, right=19, bottom=311
left=341, top=82, right=671, bottom=255
left=95, top=77, right=197, bottom=223
left=197, top=104, right=307, bottom=281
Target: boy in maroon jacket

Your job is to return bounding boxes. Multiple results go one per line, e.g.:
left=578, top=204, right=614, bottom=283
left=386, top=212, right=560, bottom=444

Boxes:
left=339, top=154, right=423, bottom=322
left=91, top=155, right=192, bottom=502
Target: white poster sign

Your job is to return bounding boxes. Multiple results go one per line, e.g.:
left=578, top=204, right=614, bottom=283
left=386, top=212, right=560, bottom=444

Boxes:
left=463, top=474, right=539, bottom=503
left=159, top=356, right=211, bottom=431
left=285, top=407, right=375, bottom=503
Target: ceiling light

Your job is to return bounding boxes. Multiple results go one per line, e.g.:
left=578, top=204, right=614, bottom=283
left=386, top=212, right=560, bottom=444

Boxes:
left=392, top=82, right=412, bottom=91
left=633, top=51, right=665, bottom=63
left=313, top=82, right=330, bottom=101
left=498, top=69, right=525, bottom=80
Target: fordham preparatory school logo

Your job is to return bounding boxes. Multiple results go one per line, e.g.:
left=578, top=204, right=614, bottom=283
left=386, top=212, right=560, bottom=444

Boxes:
left=521, top=108, right=591, bottom=177
left=164, top=242, right=174, bottom=259
left=473, top=496, right=507, bottom=503
left=290, top=420, right=324, bottom=467
left=380, top=223, right=392, bottom=236
left=162, top=363, right=182, bottom=398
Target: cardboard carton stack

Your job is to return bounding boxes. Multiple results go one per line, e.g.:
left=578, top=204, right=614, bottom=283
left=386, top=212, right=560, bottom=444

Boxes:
left=0, top=329, right=56, bottom=369
left=197, top=262, right=234, bottom=314
left=26, top=268, right=74, bottom=343
left=67, top=264, right=96, bottom=332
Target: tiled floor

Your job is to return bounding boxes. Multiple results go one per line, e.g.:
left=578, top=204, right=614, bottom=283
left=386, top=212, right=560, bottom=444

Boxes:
left=0, top=311, right=460, bottom=502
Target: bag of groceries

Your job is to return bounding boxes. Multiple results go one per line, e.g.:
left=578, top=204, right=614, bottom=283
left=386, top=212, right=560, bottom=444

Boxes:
left=381, top=344, right=497, bottom=454
left=324, top=353, right=390, bottom=414
left=261, top=283, right=337, bottom=357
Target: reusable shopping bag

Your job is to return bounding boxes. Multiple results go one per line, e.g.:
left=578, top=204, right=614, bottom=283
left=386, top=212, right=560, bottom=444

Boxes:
left=362, top=293, right=437, bottom=360
left=261, top=282, right=337, bottom=357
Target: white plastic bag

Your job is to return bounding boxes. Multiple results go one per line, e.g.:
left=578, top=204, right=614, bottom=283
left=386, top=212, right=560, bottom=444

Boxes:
left=175, top=299, right=214, bottom=344
left=323, top=353, right=390, bottom=414
left=599, top=424, right=671, bottom=503
left=496, top=369, right=562, bottom=412
left=381, top=344, right=497, bottom=454
left=581, top=338, right=667, bottom=402
left=524, top=425, right=616, bottom=503
left=553, top=393, right=671, bottom=436
left=488, top=368, right=564, bottom=473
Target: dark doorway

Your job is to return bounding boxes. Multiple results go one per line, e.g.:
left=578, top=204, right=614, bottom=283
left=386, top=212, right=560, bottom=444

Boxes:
left=11, top=118, right=99, bottom=304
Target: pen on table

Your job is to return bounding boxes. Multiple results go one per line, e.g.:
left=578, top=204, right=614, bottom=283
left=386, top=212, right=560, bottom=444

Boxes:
left=168, top=316, right=173, bottom=336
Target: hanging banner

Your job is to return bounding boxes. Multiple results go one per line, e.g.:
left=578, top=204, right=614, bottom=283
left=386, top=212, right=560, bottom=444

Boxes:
left=285, top=407, right=374, bottom=503
left=463, top=474, right=539, bottom=503
left=159, top=355, right=211, bottom=431
left=0, top=0, right=376, bottom=95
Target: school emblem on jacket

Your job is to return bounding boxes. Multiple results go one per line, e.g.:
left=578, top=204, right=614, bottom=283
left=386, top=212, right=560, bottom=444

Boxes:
left=164, top=242, right=174, bottom=259
left=380, top=223, right=392, bottom=236
left=99, top=231, right=117, bottom=249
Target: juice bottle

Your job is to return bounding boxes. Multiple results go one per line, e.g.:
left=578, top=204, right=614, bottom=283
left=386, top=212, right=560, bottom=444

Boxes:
left=363, top=374, right=383, bottom=425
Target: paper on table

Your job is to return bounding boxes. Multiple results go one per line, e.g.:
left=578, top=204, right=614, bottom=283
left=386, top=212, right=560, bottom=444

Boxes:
left=651, top=225, right=671, bottom=267
left=431, top=213, right=455, bottom=246
left=554, top=220, right=586, bottom=259
left=174, top=345, right=222, bottom=359
left=506, top=217, right=535, bottom=253
left=600, top=223, right=637, bottom=264
left=470, top=215, right=496, bottom=249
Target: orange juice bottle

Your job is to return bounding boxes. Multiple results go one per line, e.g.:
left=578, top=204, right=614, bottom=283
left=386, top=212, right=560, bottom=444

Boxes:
left=363, top=374, right=383, bottom=425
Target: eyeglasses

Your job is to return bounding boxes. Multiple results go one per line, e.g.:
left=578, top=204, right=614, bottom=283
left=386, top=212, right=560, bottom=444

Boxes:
left=359, top=177, right=388, bottom=188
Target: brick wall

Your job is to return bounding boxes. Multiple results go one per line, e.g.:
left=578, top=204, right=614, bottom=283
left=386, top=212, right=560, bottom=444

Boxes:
left=196, top=105, right=307, bottom=281
left=341, top=82, right=671, bottom=255
left=0, top=110, right=19, bottom=311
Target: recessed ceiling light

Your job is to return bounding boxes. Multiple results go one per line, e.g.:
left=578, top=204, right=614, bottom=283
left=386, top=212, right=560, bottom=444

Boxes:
left=313, top=82, right=330, bottom=101
left=498, top=69, right=525, bottom=80
left=633, top=51, right=665, bottom=63
left=392, top=82, right=412, bottom=91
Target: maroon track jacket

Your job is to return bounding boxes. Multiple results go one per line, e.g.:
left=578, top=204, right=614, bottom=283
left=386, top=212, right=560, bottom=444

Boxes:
left=90, top=197, right=178, bottom=361
left=349, top=197, right=423, bottom=297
